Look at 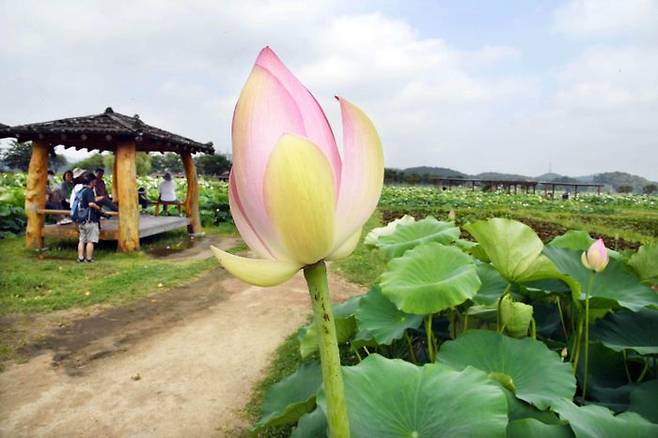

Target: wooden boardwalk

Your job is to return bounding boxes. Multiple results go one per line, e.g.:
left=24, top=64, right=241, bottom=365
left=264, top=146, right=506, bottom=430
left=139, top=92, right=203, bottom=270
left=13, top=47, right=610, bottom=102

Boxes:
left=43, top=215, right=189, bottom=241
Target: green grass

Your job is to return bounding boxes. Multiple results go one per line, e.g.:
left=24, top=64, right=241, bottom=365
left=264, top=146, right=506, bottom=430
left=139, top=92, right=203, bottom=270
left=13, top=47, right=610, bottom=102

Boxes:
left=332, top=212, right=387, bottom=285
left=0, top=225, right=237, bottom=314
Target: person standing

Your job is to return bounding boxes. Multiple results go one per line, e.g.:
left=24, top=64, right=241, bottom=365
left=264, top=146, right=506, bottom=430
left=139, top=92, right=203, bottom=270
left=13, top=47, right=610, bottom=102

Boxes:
left=76, top=173, right=104, bottom=263
left=60, top=170, right=74, bottom=209
left=94, top=167, right=118, bottom=211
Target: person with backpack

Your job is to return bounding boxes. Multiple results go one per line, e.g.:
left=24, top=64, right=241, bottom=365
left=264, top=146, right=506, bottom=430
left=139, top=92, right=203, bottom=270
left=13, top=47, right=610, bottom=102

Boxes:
left=73, top=173, right=105, bottom=263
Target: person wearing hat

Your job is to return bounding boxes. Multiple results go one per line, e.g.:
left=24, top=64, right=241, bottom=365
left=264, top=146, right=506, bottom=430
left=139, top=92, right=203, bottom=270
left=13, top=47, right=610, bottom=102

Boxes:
left=94, top=167, right=118, bottom=211
left=69, top=168, right=88, bottom=207
left=158, top=172, right=178, bottom=214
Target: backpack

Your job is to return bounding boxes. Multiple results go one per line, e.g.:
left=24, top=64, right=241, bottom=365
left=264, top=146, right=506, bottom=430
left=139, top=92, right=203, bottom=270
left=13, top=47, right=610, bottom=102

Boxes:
left=71, top=187, right=92, bottom=223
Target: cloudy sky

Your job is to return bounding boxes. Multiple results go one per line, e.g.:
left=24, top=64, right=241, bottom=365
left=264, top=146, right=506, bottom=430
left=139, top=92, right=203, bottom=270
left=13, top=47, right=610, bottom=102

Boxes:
left=1, top=0, right=657, bottom=179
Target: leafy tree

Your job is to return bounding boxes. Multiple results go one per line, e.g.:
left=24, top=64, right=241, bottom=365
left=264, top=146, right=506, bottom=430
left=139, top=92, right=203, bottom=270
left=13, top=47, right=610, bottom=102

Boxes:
left=1, top=140, right=67, bottom=171
left=195, top=153, right=231, bottom=176
left=643, top=184, right=657, bottom=195
left=616, top=185, right=634, bottom=194
left=74, top=153, right=106, bottom=171
left=151, top=152, right=183, bottom=174
left=101, top=152, right=152, bottom=176
left=1, top=140, right=33, bottom=171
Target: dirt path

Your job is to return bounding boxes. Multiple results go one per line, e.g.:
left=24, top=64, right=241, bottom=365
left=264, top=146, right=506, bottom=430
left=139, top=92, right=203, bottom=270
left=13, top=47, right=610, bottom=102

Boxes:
left=0, top=247, right=363, bottom=437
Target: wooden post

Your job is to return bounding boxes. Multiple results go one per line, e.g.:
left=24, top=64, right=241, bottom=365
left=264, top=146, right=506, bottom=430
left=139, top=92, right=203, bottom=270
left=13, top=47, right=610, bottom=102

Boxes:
left=116, top=142, right=139, bottom=251
left=181, top=151, right=202, bottom=234
left=111, top=153, right=119, bottom=200
left=25, top=141, right=49, bottom=249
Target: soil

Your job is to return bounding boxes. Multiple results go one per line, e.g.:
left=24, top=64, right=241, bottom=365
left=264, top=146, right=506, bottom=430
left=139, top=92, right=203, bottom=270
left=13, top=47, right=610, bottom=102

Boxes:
left=0, top=244, right=363, bottom=437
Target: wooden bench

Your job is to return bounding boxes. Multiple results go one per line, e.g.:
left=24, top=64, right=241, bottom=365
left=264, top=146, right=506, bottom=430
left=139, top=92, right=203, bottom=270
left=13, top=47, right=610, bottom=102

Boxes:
left=153, top=200, right=185, bottom=216
left=38, top=209, right=118, bottom=217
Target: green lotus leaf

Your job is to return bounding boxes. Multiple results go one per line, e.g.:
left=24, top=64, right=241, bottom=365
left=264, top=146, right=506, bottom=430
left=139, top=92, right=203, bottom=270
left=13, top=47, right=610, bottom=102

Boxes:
left=543, top=247, right=658, bottom=311
left=253, top=361, right=322, bottom=431
left=575, top=343, right=633, bottom=411
left=355, top=285, right=423, bottom=345
left=297, top=296, right=361, bottom=359
left=438, top=330, right=576, bottom=410
left=628, top=380, right=658, bottom=423
left=364, top=214, right=415, bottom=246
left=552, top=399, right=658, bottom=438
left=291, top=407, right=327, bottom=438
left=380, top=242, right=481, bottom=314
left=504, top=387, right=562, bottom=425
left=507, top=418, right=575, bottom=438
left=375, top=216, right=460, bottom=259
left=628, top=244, right=658, bottom=284
left=464, top=219, right=563, bottom=283
left=474, top=262, right=509, bottom=305
left=591, top=308, right=658, bottom=355
left=298, top=317, right=356, bottom=359
left=549, top=230, right=595, bottom=251
left=499, top=295, right=533, bottom=338
left=454, top=238, right=478, bottom=250
left=317, top=354, right=508, bottom=437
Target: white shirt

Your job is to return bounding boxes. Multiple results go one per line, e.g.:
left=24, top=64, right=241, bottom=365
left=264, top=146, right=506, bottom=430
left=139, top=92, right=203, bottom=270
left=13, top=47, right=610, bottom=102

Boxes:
left=69, top=184, right=84, bottom=206
left=159, top=179, right=177, bottom=202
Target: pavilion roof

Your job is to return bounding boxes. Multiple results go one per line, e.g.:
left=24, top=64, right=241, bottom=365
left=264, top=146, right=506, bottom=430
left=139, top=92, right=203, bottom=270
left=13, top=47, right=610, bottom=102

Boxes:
left=0, top=107, right=214, bottom=154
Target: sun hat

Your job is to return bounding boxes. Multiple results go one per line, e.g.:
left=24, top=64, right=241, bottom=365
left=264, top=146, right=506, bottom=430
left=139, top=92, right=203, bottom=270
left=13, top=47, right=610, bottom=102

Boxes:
left=72, top=168, right=86, bottom=178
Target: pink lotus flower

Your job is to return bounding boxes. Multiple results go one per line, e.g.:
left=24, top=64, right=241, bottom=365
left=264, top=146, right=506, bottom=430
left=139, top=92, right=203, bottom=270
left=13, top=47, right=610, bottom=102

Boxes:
left=581, top=238, right=609, bottom=272
left=211, top=47, right=384, bottom=286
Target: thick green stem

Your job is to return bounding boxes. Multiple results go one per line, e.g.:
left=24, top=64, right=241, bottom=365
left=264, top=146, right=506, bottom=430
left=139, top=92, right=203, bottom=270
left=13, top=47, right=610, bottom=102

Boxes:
left=405, top=332, right=417, bottom=364
left=425, top=315, right=435, bottom=362
left=304, top=262, right=350, bottom=438
left=623, top=350, right=633, bottom=383
left=555, top=296, right=568, bottom=341
left=637, top=359, right=649, bottom=383
left=582, top=275, right=594, bottom=399
left=572, top=316, right=584, bottom=374
left=497, top=284, right=511, bottom=332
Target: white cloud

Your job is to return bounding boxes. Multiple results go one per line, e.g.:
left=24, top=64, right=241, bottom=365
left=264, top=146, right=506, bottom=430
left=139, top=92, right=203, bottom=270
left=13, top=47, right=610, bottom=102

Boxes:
left=554, top=0, right=658, bottom=38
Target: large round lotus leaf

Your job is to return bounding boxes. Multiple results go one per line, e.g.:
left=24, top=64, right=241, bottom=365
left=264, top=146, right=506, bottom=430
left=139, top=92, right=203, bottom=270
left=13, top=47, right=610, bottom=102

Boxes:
left=375, top=216, right=460, bottom=259
left=355, top=285, right=423, bottom=345
left=253, top=361, right=322, bottom=431
left=628, top=244, right=658, bottom=284
left=297, top=296, right=361, bottom=359
left=628, top=380, right=658, bottom=423
left=380, top=242, right=481, bottom=314
left=473, top=262, right=509, bottom=305
left=499, top=295, right=533, bottom=338
left=291, top=407, right=327, bottom=438
left=552, top=399, right=658, bottom=438
left=507, top=418, right=575, bottom=438
left=317, top=354, right=508, bottom=437
left=364, top=215, right=415, bottom=246
left=591, top=308, right=658, bottom=355
left=543, top=247, right=658, bottom=311
left=463, top=218, right=567, bottom=285
left=298, top=318, right=356, bottom=359
left=503, top=387, right=562, bottom=425
left=549, top=230, right=595, bottom=251
left=438, top=330, right=576, bottom=410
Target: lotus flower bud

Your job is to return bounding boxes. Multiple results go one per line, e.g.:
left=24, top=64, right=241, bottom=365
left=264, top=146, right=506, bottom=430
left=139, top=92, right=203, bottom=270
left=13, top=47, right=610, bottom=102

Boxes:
left=500, top=294, right=533, bottom=338
left=581, top=238, right=609, bottom=273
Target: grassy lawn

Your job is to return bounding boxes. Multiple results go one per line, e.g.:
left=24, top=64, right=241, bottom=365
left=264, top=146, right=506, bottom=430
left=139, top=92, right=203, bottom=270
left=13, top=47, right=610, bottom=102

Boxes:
left=0, top=224, right=238, bottom=314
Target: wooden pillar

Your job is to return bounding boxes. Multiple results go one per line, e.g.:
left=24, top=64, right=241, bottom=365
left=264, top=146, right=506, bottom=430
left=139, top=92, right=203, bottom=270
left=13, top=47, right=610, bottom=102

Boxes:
left=25, top=141, right=48, bottom=249
left=116, top=142, right=139, bottom=252
left=181, top=151, right=202, bottom=234
left=111, top=153, right=119, bottom=200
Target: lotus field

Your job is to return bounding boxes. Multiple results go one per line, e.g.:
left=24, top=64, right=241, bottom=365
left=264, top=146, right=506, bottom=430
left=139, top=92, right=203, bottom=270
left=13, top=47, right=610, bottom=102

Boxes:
left=253, top=216, right=658, bottom=437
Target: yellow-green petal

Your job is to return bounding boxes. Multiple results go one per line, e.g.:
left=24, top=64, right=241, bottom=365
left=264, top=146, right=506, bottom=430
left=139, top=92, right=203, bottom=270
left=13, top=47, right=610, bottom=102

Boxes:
left=327, top=228, right=362, bottom=261
left=264, top=134, right=336, bottom=265
left=210, top=245, right=301, bottom=287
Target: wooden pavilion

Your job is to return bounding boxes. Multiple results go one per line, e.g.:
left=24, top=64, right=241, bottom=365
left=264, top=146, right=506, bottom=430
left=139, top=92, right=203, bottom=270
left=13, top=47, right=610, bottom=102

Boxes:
left=0, top=107, right=214, bottom=252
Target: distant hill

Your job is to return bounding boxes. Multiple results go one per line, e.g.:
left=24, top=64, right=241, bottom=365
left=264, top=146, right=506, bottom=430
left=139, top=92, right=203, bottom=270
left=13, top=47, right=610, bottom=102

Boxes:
left=391, top=166, right=656, bottom=193
left=474, top=172, right=530, bottom=181
left=403, top=166, right=467, bottom=178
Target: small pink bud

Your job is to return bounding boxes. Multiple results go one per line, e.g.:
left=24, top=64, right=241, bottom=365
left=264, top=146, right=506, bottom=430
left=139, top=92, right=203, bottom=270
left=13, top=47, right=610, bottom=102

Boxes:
left=581, top=238, right=609, bottom=272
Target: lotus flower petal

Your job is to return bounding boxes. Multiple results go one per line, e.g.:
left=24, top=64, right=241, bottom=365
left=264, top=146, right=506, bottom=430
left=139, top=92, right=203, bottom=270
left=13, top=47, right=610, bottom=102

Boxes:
left=582, top=238, right=609, bottom=272
left=228, top=170, right=273, bottom=259
left=334, top=98, right=384, bottom=248
left=255, top=47, right=342, bottom=187
left=210, top=246, right=301, bottom=287
left=327, top=228, right=362, bottom=261
left=264, top=134, right=336, bottom=265
left=232, top=63, right=306, bottom=260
